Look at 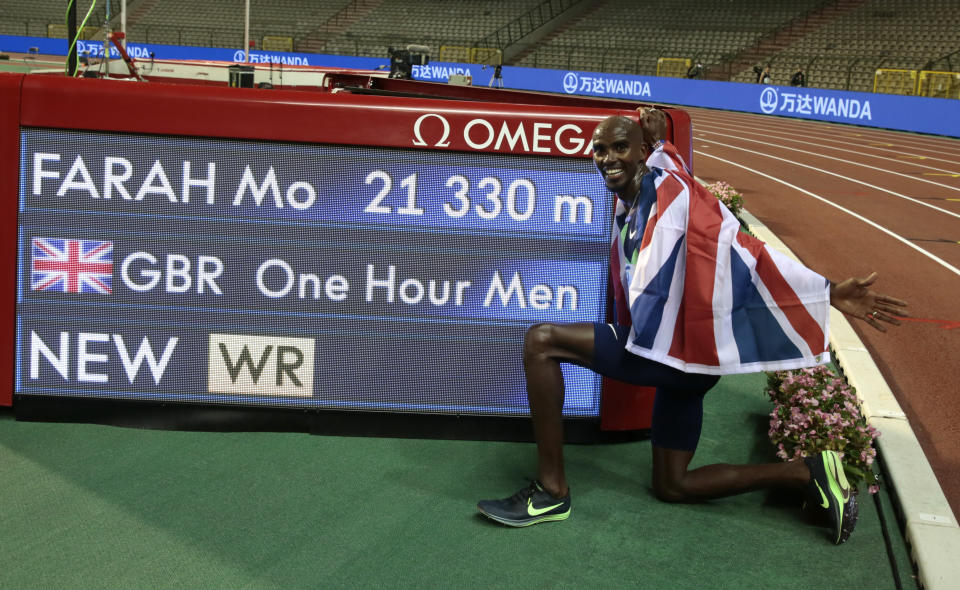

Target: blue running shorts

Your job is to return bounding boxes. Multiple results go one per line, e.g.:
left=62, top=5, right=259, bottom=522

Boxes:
left=592, top=323, right=720, bottom=451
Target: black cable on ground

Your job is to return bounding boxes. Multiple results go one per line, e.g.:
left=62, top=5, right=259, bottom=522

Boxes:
left=873, top=472, right=905, bottom=590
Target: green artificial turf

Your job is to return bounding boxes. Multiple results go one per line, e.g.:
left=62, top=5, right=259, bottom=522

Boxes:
left=0, top=373, right=917, bottom=589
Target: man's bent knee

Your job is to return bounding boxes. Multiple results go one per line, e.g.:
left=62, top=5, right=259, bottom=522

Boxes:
left=652, top=474, right=691, bottom=503
left=524, top=323, right=559, bottom=364
left=523, top=322, right=594, bottom=368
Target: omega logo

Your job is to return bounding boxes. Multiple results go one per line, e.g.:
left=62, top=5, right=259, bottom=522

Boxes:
left=411, top=113, right=452, bottom=147
left=411, top=113, right=592, bottom=155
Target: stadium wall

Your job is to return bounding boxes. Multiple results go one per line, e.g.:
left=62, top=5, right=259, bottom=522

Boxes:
left=3, top=34, right=959, bottom=138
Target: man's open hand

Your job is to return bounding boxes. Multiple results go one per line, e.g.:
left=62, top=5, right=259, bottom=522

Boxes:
left=831, top=272, right=908, bottom=332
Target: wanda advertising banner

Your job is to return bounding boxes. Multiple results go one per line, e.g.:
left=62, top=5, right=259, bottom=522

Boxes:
left=3, top=33, right=955, bottom=137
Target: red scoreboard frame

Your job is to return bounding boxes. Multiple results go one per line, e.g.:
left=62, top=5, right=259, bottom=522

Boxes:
left=1, top=71, right=693, bottom=434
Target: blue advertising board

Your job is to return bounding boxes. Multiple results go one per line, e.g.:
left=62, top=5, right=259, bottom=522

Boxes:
left=410, top=61, right=958, bottom=138
left=3, top=33, right=957, bottom=137
left=0, top=34, right=379, bottom=69
left=17, top=129, right=612, bottom=415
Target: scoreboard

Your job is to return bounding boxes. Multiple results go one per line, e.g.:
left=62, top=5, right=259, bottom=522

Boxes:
left=20, top=128, right=608, bottom=415
left=2, top=73, right=691, bottom=433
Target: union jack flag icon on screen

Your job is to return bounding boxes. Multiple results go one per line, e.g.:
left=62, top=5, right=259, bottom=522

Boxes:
left=31, top=237, right=113, bottom=294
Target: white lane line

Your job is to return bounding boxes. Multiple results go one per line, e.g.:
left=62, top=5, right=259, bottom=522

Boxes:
left=694, top=149, right=960, bottom=277
left=691, top=111, right=960, bottom=155
left=687, top=107, right=960, bottom=149
left=697, top=120, right=960, bottom=171
left=696, top=130, right=960, bottom=194
left=693, top=114, right=960, bottom=159
left=697, top=137, right=960, bottom=219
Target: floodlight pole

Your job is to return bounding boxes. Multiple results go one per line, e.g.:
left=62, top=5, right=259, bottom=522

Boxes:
left=244, top=0, right=250, bottom=62
left=67, top=0, right=77, bottom=76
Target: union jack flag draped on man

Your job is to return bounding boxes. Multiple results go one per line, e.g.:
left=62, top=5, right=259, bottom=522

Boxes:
left=609, top=141, right=830, bottom=375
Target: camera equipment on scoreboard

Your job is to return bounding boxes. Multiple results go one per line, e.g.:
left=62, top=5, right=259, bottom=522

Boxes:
left=387, top=44, right=430, bottom=79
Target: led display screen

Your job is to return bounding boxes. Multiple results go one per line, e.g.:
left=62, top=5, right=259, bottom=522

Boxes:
left=17, top=129, right=614, bottom=416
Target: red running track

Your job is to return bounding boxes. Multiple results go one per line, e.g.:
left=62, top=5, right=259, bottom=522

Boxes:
left=684, top=106, right=960, bottom=518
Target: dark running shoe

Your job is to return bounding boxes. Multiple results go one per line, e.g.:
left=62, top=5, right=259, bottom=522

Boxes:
left=805, top=450, right=859, bottom=544
left=477, top=480, right=571, bottom=527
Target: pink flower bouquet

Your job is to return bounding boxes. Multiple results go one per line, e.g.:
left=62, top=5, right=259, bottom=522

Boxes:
left=767, top=365, right=880, bottom=493
left=704, top=180, right=744, bottom=216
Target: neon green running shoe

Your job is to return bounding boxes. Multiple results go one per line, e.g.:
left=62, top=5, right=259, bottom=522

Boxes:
left=477, top=481, right=571, bottom=527
left=805, top=450, right=859, bottom=544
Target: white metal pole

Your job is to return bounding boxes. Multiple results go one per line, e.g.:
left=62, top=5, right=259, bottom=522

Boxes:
left=121, top=0, right=127, bottom=48
left=244, top=0, right=250, bottom=62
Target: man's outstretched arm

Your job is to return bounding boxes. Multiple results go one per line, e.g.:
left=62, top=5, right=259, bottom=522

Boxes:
left=830, top=272, right=908, bottom=332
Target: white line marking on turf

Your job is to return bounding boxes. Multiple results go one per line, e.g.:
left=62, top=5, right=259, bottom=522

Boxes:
left=694, top=150, right=960, bottom=277
left=697, top=138, right=960, bottom=220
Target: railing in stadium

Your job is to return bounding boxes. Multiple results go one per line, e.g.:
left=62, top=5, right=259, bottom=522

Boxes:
left=474, top=0, right=580, bottom=51
left=438, top=46, right=502, bottom=66
left=874, top=68, right=960, bottom=99
left=656, top=58, right=691, bottom=79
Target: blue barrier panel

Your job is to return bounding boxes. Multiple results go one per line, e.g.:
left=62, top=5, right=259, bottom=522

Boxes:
left=0, top=34, right=383, bottom=69
left=423, top=62, right=960, bottom=138
left=1, top=35, right=68, bottom=56
left=3, top=34, right=958, bottom=137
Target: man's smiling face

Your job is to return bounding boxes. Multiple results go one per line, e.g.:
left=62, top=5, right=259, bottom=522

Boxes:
left=591, top=117, right=649, bottom=199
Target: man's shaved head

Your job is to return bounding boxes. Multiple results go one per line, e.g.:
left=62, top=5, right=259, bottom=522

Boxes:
left=592, top=115, right=645, bottom=143
left=593, top=110, right=666, bottom=149
left=591, top=115, right=651, bottom=200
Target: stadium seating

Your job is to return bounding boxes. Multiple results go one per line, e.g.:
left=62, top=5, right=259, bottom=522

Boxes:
left=1, top=0, right=956, bottom=94
left=511, top=0, right=825, bottom=75
left=125, top=0, right=355, bottom=49
left=316, top=0, right=544, bottom=58
left=731, top=0, right=960, bottom=91
left=0, top=0, right=101, bottom=37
